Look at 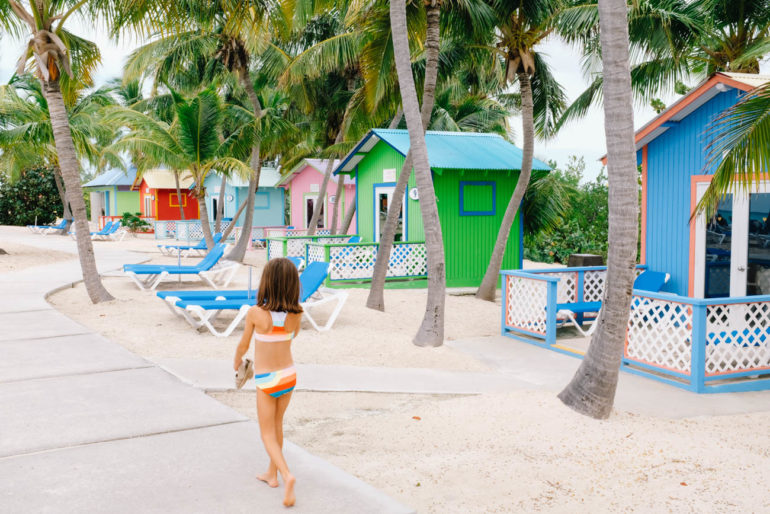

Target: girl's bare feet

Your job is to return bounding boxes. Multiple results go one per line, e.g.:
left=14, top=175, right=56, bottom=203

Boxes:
left=257, top=471, right=279, bottom=488
left=283, top=473, right=296, bottom=507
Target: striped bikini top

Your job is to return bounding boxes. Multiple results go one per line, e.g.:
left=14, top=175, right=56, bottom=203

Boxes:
left=253, top=311, right=295, bottom=343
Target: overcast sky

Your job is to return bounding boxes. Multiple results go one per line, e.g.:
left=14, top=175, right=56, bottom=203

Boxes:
left=1, top=19, right=767, bottom=181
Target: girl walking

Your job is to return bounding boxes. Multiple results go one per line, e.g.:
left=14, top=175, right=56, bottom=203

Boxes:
left=233, top=258, right=303, bottom=507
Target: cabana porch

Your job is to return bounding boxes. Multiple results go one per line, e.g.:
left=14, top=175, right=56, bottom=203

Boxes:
left=501, top=266, right=770, bottom=393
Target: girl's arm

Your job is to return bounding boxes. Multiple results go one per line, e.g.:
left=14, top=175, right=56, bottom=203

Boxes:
left=233, top=310, right=255, bottom=371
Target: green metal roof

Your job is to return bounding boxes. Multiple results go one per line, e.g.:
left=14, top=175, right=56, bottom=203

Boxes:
left=335, top=129, right=551, bottom=173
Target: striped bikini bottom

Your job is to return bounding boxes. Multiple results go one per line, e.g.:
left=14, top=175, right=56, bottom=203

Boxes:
left=254, top=366, right=296, bottom=398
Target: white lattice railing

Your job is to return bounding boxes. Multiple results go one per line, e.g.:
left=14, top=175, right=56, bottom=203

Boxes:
left=153, top=220, right=177, bottom=239
left=704, top=300, right=770, bottom=377
left=302, top=241, right=428, bottom=286
left=265, top=227, right=331, bottom=237
left=625, top=295, right=693, bottom=375
left=501, top=266, right=770, bottom=393
left=233, top=225, right=288, bottom=246
left=266, top=235, right=357, bottom=261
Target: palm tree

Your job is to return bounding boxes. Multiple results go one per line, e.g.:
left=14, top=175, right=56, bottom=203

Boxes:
left=558, top=0, right=769, bottom=129
left=0, top=1, right=130, bottom=302
left=367, top=0, right=497, bottom=312
left=476, top=0, right=568, bottom=301
left=105, top=87, right=252, bottom=248
left=124, top=0, right=272, bottom=261
left=390, top=0, right=447, bottom=346
left=695, top=82, right=770, bottom=218
left=558, top=0, right=640, bottom=419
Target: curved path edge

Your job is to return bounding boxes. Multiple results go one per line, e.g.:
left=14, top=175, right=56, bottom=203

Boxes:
left=0, top=227, right=413, bottom=514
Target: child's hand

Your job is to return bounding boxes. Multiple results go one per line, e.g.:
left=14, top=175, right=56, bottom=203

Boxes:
left=233, top=357, right=242, bottom=372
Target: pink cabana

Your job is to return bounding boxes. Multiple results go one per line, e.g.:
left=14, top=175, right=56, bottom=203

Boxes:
left=277, top=158, right=356, bottom=233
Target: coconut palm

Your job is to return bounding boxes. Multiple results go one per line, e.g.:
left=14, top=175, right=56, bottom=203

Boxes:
left=105, top=86, right=252, bottom=248
left=558, top=0, right=640, bottom=419
left=367, top=0, right=497, bottom=312
left=124, top=0, right=273, bottom=261
left=0, top=0, right=143, bottom=302
left=475, top=0, right=569, bottom=302
left=695, top=82, right=770, bottom=218
left=390, top=0, right=447, bottom=346
left=557, top=0, right=769, bottom=129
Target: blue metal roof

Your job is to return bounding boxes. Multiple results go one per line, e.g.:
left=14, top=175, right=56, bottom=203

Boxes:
left=335, top=129, right=551, bottom=174
left=84, top=166, right=138, bottom=187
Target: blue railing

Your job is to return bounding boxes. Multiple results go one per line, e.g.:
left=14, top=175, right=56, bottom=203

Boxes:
left=500, top=266, right=770, bottom=393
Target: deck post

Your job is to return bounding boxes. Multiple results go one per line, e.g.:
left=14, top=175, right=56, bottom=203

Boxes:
left=545, top=280, right=558, bottom=346
left=690, top=302, right=707, bottom=393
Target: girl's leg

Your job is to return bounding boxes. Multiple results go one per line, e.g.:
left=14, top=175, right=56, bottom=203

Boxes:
left=257, top=391, right=292, bottom=487
left=256, top=389, right=295, bottom=507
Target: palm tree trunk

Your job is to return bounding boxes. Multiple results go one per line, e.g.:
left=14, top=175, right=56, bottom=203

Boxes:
left=52, top=167, right=72, bottom=234
left=222, top=194, right=250, bottom=241
left=308, top=124, right=346, bottom=236
left=215, top=176, right=227, bottom=232
left=389, top=106, right=403, bottom=129
left=367, top=0, right=440, bottom=312
left=558, top=0, right=639, bottom=419
left=390, top=0, right=446, bottom=346
left=330, top=176, right=343, bottom=235
left=197, top=188, right=216, bottom=249
left=174, top=170, right=185, bottom=220
left=42, top=80, right=113, bottom=302
left=340, top=197, right=356, bottom=234
left=227, top=67, right=262, bottom=262
left=476, top=70, right=534, bottom=301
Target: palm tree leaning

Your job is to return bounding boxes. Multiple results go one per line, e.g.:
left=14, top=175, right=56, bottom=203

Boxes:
left=106, top=87, right=252, bottom=249
left=694, top=82, right=770, bottom=219
left=558, top=0, right=639, bottom=419
left=1, top=1, right=114, bottom=302
left=476, top=1, right=567, bottom=301
left=367, top=0, right=442, bottom=312
left=390, top=0, right=447, bottom=346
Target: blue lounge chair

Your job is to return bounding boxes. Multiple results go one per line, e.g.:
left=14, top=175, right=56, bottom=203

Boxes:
left=556, top=270, right=670, bottom=337
left=96, top=221, right=127, bottom=241
left=70, top=220, right=114, bottom=240
left=157, top=261, right=347, bottom=336
left=124, top=243, right=238, bottom=291
left=27, top=218, right=70, bottom=234
left=158, top=233, right=223, bottom=257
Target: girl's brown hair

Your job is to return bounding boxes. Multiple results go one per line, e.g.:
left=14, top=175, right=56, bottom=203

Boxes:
left=257, top=258, right=303, bottom=313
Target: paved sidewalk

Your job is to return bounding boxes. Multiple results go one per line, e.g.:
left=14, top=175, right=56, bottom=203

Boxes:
left=0, top=228, right=412, bottom=513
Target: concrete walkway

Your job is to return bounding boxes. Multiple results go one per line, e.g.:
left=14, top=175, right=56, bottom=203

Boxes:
left=0, top=228, right=411, bottom=513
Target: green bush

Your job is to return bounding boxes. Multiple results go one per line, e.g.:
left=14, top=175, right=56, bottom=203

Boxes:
left=524, top=157, right=610, bottom=264
left=121, top=212, right=151, bottom=233
left=0, top=168, right=63, bottom=226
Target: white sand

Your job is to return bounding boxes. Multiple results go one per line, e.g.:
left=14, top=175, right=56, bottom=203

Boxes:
left=0, top=240, right=75, bottom=273
left=213, top=390, right=770, bottom=513
left=48, top=237, right=491, bottom=371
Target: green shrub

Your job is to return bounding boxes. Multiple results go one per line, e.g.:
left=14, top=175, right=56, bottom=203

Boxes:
left=121, top=212, right=151, bottom=234
left=0, top=168, right=62, bottom=226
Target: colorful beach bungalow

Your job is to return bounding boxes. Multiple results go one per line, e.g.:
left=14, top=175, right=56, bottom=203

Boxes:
left=135, top=169, right=198, bottom=220
left=277, top=158, right=356, bottom=233
left=500, top=72, right=770, bottom=393
left=333, top=129, right=551, bottom=287
left=202, top=165, right=285, bottom=227
left=83, top=166, right=140, bottom=222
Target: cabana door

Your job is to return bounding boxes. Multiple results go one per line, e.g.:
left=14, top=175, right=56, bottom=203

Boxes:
left=694, top=179, right=770, bottom=298
left=373, top=186, right=404, bottom=242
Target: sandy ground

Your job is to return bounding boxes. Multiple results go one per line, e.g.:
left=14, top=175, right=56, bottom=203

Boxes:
left=214, top=390, right=770, bottom=514
left=48, top=235, right=491, bottom=371
left=0, top=240, right=75, bottom=273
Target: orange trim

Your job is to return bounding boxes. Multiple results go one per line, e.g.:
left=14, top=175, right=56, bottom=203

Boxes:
left=600, top=74, right=758, bottom=165
left=689, top=175, right=714, bottom=296
left=640, top=146, right=648, bottom=264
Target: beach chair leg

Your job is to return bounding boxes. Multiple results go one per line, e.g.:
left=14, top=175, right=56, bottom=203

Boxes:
left=302, top=289, right=348, bottom=332
left=149, top=271, right=170, bottom=291
left=162, top=296, right=184, bottom=317
left=219, top=263, right=239, bottom=288
left=125, top=271, right=150, bottom=291
left=199, top=270, right=220, bottom=289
